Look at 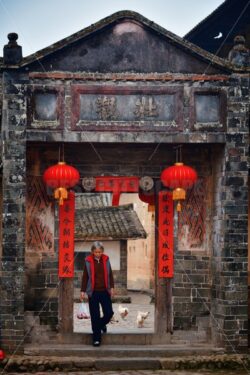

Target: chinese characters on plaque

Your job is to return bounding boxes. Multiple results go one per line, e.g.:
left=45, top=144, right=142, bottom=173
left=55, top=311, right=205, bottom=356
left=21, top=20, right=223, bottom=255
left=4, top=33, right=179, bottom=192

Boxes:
left=96, top=96, right=117, bottom=120
left=79, top=94, right=175, bottom=122
left=96, top=95, right=159, bottom=121
left=158, top=191, right=174, bottom=278
left=134, top=96, right=158, bottom=118
left=59, top=191, right=75, bottom=278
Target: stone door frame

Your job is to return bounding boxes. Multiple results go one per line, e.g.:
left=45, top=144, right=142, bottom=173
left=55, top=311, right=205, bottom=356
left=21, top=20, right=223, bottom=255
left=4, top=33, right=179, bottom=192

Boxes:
left=58, top=176, right=173, bottom=344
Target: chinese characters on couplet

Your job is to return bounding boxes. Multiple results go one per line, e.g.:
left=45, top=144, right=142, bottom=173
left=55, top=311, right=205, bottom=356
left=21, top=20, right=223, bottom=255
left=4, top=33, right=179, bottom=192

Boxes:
left=59, top=191, right=75, bottom=278
left=158, top=191, right=174, bottom=278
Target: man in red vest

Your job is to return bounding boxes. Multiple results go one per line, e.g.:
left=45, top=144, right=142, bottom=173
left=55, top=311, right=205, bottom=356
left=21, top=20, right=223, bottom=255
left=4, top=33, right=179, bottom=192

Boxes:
left=80, top=241, right=114, bottom=346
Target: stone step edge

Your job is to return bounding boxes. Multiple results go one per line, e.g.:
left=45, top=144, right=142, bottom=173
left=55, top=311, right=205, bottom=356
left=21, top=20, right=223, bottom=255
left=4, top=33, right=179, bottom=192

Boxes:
left=0, top=354, right=248, bottom=372
left=23, top=348, right=223, bottom=357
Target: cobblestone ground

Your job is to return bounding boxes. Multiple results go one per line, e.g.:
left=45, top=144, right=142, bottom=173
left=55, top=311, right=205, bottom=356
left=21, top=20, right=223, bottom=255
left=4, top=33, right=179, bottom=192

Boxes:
left=6, top=371, right=248, bottom=375
left=74, top=292, right=154, bottom=334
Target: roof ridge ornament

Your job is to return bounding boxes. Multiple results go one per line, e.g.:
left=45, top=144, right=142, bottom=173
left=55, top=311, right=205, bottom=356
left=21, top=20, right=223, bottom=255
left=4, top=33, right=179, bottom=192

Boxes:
left=228, top=35, right=249, bottom=67
left=3, top=32, right=23, bottom=65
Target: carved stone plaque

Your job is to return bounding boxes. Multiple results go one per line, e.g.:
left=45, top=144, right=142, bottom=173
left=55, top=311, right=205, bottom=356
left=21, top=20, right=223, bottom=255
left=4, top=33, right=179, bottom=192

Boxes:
left=79, top=94, right=175, bottom=121
left=71, top=85, right=183, bottom=131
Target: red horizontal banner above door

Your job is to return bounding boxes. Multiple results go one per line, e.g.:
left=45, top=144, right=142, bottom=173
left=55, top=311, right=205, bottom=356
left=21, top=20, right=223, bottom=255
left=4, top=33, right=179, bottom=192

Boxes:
left=95, top=176, right=140, bottom=205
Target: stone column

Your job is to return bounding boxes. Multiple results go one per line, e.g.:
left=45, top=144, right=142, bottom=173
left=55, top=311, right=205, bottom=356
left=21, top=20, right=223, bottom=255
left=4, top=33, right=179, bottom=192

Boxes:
left=0, top=70, right=27, bottom=353
left=211, top=75, right=249, bottom=351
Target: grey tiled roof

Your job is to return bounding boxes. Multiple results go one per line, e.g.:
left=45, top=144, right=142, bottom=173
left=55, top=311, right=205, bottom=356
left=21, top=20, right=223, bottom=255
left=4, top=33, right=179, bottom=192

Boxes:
left=75, top=193, right=111, bottom=209
left=75, top=204, right=147, bottom=240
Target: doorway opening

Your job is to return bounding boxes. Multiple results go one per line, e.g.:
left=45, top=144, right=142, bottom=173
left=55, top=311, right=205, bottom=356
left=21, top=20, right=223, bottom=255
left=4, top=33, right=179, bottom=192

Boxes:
left=73, top=192, right=155, bottom=334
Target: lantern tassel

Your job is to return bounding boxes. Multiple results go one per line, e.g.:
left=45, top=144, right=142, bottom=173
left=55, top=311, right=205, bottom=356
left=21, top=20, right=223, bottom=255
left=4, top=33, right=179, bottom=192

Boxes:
left=173, top=189, right=185, bottom=212
left=54, top=187, right=68, bottom=205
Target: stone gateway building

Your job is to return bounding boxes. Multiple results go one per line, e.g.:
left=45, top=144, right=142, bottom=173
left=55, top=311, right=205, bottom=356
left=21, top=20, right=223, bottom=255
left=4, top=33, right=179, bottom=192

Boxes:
left=0, top=11, right=249, bottom=353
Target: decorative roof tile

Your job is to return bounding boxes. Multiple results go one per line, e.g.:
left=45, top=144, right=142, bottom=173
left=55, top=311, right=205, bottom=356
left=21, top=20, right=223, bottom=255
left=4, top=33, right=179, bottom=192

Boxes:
left=75, top=203, right=147, bottom=240
left=75, top=193, right=111, bottom=209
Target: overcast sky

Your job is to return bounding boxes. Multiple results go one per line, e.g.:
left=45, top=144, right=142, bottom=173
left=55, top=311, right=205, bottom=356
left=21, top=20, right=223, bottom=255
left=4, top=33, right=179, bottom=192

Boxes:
left=0, top=0, right=225, bottom=57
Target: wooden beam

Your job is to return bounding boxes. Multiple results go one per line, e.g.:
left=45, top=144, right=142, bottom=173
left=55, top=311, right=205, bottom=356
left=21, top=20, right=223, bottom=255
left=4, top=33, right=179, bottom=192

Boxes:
left=58, top=278, right=74, bottom=333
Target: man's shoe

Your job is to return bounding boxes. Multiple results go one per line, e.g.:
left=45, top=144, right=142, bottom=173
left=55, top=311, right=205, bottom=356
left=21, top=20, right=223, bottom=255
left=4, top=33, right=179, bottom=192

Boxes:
left=101, top=326, right=107, bottom=333
left=93, top=341, right=100, bottom=347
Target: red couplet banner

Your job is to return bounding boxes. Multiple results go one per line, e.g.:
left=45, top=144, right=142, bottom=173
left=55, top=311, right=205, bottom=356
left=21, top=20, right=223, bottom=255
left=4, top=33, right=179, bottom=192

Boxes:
left=158, top=191, right=174, bottom=278
left=59, top=191, right=75, bottom=278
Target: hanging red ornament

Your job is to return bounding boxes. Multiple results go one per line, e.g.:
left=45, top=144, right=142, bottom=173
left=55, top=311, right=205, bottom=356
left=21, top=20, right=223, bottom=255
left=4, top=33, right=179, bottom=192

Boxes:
left=43, top=162, right=80, bottom=205
left=0, top=349, right=5, bottom=360
left=160, top=162, right=197, bottom=211
left=138, top=190, right=155, bottom=211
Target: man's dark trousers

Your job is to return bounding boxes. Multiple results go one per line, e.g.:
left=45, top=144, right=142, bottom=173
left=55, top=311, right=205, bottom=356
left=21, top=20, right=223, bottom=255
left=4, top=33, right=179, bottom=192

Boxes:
left=88, top=291, right=113, bottom=342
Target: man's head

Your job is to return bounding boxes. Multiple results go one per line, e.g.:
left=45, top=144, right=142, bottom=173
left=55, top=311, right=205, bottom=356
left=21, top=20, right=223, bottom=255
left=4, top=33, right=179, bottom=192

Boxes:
left=91, top=241, right=104, bottom=259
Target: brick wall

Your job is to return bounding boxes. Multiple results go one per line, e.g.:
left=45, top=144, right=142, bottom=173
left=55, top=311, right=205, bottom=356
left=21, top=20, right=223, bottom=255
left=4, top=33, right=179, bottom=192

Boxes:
left=0, top=71, right=28, bottom=353
left=173, top=253, right=211, bottom=331
left=211, top=75, right=249, bottom=351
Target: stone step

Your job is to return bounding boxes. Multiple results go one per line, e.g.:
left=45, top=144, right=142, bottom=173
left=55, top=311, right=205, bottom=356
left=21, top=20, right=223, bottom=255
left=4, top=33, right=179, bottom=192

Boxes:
left=24, top=343, right=224, bottom=358
left=2, top=352, right=247, bottom=373
left=95, top=357, right=161, bottom=371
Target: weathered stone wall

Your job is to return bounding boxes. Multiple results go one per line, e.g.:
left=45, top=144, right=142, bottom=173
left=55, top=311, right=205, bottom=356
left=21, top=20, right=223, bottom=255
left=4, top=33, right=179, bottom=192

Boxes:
left=25, top=253, right=58, bottom=327
left=0, top=71, right=27, bottom=353
left=0, top=73, right=2, bottom=259
left=211, top=75, right=249, bottom=351
left=24, top=172, right=58, bottom=341
left=172, top=148, right=213, bottom=336
left=0, top=63, right=2, bottom=259
left=0, top=72, right=2, bottom=133
left=119, top=240, right=128, bottom=295
left=173, top=253, right=211, bottom=333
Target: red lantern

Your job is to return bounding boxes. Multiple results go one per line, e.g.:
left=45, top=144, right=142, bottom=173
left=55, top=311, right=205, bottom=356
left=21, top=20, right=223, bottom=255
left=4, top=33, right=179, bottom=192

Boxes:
left=160, top=162, right=197, bottom=211
left=139, top=191, right=155, bottom=211
left=43, top=162, right=80, bottom=205
left=0, top=349, right=5, bottom=360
